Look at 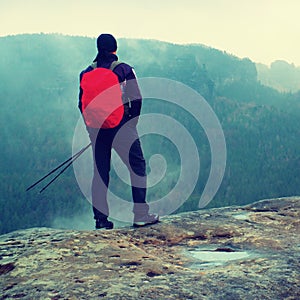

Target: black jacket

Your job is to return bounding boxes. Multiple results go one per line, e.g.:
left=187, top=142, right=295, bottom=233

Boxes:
left=78, top=54, right=142, bottom=121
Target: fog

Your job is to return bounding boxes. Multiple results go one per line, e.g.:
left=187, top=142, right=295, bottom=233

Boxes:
left=0, top=34, right=299, bottom=234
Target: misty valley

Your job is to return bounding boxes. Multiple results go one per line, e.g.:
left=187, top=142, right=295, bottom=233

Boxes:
left=0, top=34, right=299, bottom=234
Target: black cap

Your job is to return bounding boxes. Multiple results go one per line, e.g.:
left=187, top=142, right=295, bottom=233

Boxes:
left=96, top=34, right=117, bottom=53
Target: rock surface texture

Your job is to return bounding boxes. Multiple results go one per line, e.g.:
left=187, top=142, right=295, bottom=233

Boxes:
left=1, top=197, right=299, bottom=299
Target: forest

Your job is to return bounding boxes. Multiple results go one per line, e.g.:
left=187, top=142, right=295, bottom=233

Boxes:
left=0, top=34, right=299, bottom=234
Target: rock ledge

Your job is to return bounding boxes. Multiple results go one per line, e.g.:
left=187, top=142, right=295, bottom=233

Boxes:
left=1, top=197, right=299, bottom=299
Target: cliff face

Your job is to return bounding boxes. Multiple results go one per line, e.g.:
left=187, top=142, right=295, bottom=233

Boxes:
left=1, top=197, right=299, bottom=300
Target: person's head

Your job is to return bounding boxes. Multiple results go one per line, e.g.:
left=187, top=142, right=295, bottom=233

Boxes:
left=96, top=34, right=117, bottom=59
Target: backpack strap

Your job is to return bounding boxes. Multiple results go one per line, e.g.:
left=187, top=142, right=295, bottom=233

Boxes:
left=90, top=62, right=97, bottom=69
left=90, top=60, right=122, bottom=71
left=109, top=60, right=123, bottom=71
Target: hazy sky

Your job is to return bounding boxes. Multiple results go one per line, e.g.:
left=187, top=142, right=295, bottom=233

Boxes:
left=1, top=0, right=299, bottom=66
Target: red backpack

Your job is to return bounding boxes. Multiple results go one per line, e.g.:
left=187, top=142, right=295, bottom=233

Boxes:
left=80, top=61, right=124, bottom=128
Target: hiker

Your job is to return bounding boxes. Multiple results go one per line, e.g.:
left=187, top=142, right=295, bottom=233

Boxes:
left=79, top=34, right=159, bottom=229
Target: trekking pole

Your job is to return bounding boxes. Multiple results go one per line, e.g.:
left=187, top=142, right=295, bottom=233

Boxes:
left=38, top=144, right=89, bottom=193
left=26, top=143, right=92, bottom=192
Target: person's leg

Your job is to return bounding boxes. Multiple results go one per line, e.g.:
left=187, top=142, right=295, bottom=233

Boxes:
left=128, top=136, right=159, bottom=225
left=88, top=128, right=114, bottom=228
left=113, top=124, right=148, bottom=212
left=129, top=137, right=149, bottom=216
left=113, top=123, right=158, bottom=225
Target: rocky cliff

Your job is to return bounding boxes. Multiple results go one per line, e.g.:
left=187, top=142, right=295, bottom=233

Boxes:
left=1, top=197, right=299, bottom=299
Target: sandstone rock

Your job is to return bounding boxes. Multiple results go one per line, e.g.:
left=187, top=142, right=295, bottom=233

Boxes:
left=0, top=197, right=299, bottom=299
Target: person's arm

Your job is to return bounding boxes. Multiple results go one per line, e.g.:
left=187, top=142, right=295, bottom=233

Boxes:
left=78, top=71, right=84, bottom=113
left=126, top=68, right=142, bottom=119
left=114, top=64, right=143, bottom=120
left=78, top=87, right=83, bottom=113
left=78, top=66, right=93, bottom=113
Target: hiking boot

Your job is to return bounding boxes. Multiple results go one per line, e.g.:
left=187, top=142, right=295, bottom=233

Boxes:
left=95, top=219, right=114, bottom=230
left=133, top=213, right=159, bottom=227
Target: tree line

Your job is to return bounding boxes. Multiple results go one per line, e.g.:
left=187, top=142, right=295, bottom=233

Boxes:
left=0, top=34, right=299, bottom=234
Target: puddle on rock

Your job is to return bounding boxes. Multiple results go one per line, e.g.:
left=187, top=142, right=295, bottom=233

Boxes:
left=185, top=245, right=259, bottom=269
left=232, top=212, right=251, bottom=221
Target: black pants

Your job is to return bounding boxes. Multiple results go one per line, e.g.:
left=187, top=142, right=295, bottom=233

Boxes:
left=87, top=120, right=148, bottom=220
